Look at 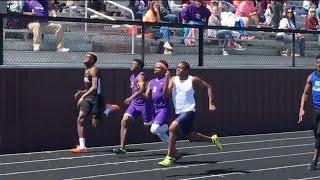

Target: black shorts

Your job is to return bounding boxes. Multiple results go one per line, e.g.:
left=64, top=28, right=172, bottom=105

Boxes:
left=80, top=94, right=105, bottom=119
left=312, top=108, right=320, bottom=149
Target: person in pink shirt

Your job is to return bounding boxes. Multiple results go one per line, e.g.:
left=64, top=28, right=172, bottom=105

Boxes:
left=235, top=0, right=260, bottom=27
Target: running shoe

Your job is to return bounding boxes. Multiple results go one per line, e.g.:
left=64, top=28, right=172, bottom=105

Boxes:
left=211, top=134, right=223, bottom=151
left=70, top=146, right=88, bottom=154
left=158, top=156, right=173, bottom=166
left=112, top=147, right=126, bottom=154
left=308, top=160, right=318, bottom=170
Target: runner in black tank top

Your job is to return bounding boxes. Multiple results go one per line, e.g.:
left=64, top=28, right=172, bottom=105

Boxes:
left=83, top=66, right=104, bottom=119
left=70, top=52, right=119, bottom=154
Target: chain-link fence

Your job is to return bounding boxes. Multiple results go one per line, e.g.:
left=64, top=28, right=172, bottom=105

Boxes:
left=1, top=13, right=319, bottom=68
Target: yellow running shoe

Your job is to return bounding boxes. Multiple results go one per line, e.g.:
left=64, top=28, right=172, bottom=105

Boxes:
left=158, top=156, right=173, bottom=166
left=211, top=134, right=222, bottom=151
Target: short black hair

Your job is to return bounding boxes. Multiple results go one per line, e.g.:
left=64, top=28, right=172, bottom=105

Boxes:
left=158, top=60, right=169, bottom=68
left=316, top=54, right=320, bottom=60
left=180, top=61, right=190, bottom=70
left=133, top=59, right=144, bottom=68
left=87, top=52, right=97, bottom=63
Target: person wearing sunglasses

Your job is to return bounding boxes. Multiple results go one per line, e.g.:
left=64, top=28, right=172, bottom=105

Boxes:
left=276, top=8, right=306, bottom=57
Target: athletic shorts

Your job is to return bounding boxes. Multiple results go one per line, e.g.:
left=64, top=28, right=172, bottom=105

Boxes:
left=312, top=108, right=320, bottom=149
left=80, top=94, right=105, bottom=119
left=125, top=102, right=153, bottom=125
left=153, top=108, right=170, bottom=126
left=175, top=111, right=195, bottom=135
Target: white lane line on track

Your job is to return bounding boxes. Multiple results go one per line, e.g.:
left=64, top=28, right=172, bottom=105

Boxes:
left=63, top=152, right=313, bottom=180
left=0, top=136, right=313, bottom=166
left=179, top=164, right=310, bottom=180
left=0, top=130, right=311, bottom=157
left=289, top=176, right=320, bottom=180
left=0, top=143, right=313, bottom=177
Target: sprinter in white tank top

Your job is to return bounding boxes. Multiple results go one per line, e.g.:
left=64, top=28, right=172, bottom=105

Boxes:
left=158, top=61, right=223, bottom=167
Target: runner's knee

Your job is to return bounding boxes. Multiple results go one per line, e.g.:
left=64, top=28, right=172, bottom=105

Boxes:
left=77, top=117, right=84, bottom=126
left=77, top=112, right=85, bottom=126
left=121, top=117, right=130, bottom=128
left=150, top=124, right=168, bottom=135
left=169, top=122, right=179, bottom=133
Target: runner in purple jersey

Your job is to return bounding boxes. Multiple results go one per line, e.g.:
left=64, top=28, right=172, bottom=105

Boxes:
left=113, top=59, right=153, bottom=154
left=144, top=60, right=170, bottom=148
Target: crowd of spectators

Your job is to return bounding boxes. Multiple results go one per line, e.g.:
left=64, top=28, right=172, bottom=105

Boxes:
left=6, top=0, right=320, bottom=55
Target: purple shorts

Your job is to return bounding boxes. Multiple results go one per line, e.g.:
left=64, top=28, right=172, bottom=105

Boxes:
left=125, top=103, right=153, bottom=125
left=153, top=108, right=170, bottom=126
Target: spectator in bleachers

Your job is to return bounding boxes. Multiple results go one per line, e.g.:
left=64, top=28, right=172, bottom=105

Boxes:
left=305, top=7, right=320, bottom=45
left=89, top=0, right=105, bottom=12
left=260, top=3, right=272, bottom=25
left=207, top=5, right=245, bottom=55
left=180, top=0, right=211, bottom=44
left=22, top=0, right=69, bottom=52
left=7, top=1, right=22, bottom=13
left=317, top=1, right=320, bottom=21
left=235, top=0, right=261, bottom=28
left=257, top=0, right=269, bottom=15
left=182, top=0, right=192, bottom=8
left=220, top=11, right=255, bottom=39
left=276, top=8, right=306, bottom=56
left=232, top=0, right=242, bottom=8
left=143, top=0, right=173, bottom=53
left=205, top=0, right=214, bottom=11
left=270, top=0, right=285, bottom=29
left=126, top=0, right=146, bottom=20
left=180, top=0, right=211, bottom=24
left=297, top=0, right=313, bottom=16
left=168, top=0, right=183, bottom=19
left=305, top=6, right=319, bottom=29
left=6, top=1, right=31, bottom=30
left=219, top=0, right=236, bottom=13
left=158, top=0, right=179, bottom=24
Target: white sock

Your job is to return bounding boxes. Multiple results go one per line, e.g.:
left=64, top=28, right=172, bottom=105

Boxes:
left=79, top=138, right=85, bottom=149
left=158, top=132, right=169, bottom=148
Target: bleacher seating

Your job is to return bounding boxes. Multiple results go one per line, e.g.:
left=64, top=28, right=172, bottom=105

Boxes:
left=2, top=0, right=320, bottom=67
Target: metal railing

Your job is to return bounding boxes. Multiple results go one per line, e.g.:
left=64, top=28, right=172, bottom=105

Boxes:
left=1, top=13, right=320, bottom=67
left=86, top=7, right=116, bottom=21
left=104, top=1, right=136, bottom=54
